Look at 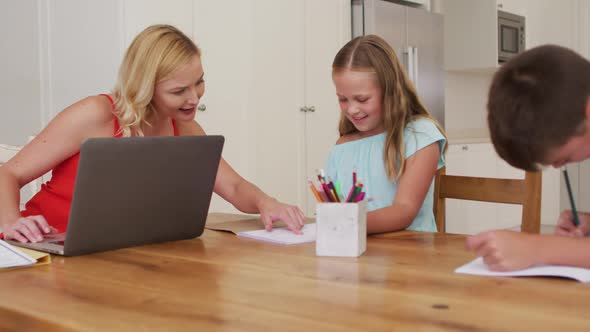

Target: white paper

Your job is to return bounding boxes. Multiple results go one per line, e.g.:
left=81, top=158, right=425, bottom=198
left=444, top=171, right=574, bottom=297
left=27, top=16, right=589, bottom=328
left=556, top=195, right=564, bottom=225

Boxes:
left=0, top=239, right=36, bottom=268
left=456, top=257, right=590, bottom=283
left=237, top=223, right=316, bottom=245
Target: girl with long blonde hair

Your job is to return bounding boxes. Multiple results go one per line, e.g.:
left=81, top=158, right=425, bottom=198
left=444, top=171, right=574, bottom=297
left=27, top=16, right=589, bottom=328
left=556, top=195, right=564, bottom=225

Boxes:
left=326, top=35, right=447, bottom=233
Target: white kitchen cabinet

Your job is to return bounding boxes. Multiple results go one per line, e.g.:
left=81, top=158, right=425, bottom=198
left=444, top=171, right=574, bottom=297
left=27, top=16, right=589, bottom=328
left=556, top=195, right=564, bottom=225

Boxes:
left=496, top=0, right=526, bottom=16
left=445, top=143, right=503, bottom=234
left=302, top=0, right=351, bottom=216
left=38, top=0, right=124, bottom=126
left=0, top=0, right=42, bottom=146
left=126, top=0, right=349, bottom=216
left=445, top=142, right=560, bottom=234
left=558, top=3, right=590, bottom=216
left=440, top=0, right=579, bottom=72
left=194, top=0, right=349, bottom=216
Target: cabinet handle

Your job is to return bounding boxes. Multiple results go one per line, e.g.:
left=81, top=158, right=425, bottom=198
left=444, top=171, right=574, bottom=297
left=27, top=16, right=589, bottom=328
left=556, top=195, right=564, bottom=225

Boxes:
left=308, top=106, right=315, bottom=113
left=300, top=106, right=308, bottom=112
left=407, top=46, right=414, bottom=83
left=197, top=104, right=207, bottom=112
left=462, top=145, right=469, bottom=151
left=300, top=106, right=315, bottom=113
left=413, top=46, right=419, bottom=90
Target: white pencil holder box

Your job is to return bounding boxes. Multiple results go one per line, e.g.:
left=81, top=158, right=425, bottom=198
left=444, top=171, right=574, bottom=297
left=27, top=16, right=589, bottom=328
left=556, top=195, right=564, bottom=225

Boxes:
left=315, top=200, right=367, bottom=257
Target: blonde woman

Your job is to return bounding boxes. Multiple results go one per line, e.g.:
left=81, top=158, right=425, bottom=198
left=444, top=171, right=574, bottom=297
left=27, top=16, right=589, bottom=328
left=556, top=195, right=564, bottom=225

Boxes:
left=0, top=24, right=304, bottom=243
left=325, top=35, right=447, bottom=234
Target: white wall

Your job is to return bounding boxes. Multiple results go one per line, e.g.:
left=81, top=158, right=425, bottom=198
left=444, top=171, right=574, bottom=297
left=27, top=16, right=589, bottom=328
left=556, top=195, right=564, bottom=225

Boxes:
left=444, top=72, right=491, bottom=133
left=0, top=0, right=123, bottom=146
left=42, top=0, right=123, bottom=121
left=563, top=1, right=590, bottom=213
left=0, top=0, right=41, bottom=146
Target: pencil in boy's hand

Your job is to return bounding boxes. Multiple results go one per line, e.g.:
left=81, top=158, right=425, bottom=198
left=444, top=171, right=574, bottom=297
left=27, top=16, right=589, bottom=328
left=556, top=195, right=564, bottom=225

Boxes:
left=562, top=167, right=581, bottom=226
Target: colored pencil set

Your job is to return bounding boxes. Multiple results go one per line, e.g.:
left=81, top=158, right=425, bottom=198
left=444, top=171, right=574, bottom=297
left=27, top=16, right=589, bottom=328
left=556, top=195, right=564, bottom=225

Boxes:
left=308, top=169, right=365, bottom=203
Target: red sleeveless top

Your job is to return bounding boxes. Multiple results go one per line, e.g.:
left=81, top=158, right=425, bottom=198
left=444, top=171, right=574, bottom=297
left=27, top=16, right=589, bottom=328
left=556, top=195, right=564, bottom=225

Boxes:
left=21, top=94, right=179, bottom=233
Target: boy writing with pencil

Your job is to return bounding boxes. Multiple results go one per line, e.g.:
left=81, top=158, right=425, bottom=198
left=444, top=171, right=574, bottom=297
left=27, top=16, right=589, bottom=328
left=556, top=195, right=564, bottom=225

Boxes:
left=466, top=45, right=590, bottom=271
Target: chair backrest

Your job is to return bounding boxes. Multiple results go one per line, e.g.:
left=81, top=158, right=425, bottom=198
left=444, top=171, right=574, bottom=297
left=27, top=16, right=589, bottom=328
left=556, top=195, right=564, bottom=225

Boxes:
left=433, top=167, right=542, bottom=234
left=0, top=143, right=45, bottom=209
left=0, top=144, right=21, bottom=165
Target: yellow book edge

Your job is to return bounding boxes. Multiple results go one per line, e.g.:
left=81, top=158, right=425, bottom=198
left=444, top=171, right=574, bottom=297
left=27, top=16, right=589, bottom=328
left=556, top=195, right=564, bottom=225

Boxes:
left=0, top=241, right=51, bottom=271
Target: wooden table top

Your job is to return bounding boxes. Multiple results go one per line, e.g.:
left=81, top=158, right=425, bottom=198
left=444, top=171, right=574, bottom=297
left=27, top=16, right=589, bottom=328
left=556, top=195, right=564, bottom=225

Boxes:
left=1, top=213, right=589, bottom=331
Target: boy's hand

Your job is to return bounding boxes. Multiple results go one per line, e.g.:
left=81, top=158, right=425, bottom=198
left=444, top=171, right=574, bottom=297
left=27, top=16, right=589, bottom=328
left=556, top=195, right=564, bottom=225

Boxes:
left=466, top=230, right=538, bottom=271
left=555, top=210, right=590, bottom=237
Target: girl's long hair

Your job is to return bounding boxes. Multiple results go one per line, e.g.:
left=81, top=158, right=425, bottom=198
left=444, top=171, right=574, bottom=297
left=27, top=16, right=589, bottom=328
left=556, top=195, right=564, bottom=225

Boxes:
left=333, top=35, right=446, bottom=180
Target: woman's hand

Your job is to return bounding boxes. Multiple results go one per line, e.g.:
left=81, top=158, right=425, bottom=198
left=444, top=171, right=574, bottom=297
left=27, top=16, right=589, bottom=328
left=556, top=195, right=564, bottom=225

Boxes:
left=555, top=210, right=590, bottom=237
left=2, top=215, right=57, bottom=243
left=258, top=198, right=305, bottom=234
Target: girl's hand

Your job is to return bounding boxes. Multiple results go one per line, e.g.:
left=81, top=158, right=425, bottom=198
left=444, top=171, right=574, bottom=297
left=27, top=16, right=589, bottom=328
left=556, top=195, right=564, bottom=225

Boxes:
left=258, top=198, right=305, bottom=234
left=2, top=215, right=56, bottom=243
left=466, top=230, right=538, bottom=271
left=555, top=210, right=590, bottom=237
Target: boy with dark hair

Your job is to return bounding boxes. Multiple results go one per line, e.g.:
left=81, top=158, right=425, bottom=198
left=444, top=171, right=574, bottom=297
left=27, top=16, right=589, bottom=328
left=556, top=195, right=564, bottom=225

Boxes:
left=466, top=44, right=590, bottom=271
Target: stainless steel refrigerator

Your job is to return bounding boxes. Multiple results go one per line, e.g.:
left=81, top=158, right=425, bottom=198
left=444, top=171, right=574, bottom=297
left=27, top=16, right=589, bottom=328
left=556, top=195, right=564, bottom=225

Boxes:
left=352, top=0, right=445, bottom=127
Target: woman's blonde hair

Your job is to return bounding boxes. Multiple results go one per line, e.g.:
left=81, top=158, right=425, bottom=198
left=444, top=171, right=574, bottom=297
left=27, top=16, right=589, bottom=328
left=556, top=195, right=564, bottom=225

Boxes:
left=332, top=35, right=447, bottom=180
left=112, top=24, right=201, bottom=137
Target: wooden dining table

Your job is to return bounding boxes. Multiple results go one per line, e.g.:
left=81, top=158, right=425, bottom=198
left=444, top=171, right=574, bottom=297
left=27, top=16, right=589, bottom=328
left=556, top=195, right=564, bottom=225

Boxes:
left=1, top=213, right=589, bottom=331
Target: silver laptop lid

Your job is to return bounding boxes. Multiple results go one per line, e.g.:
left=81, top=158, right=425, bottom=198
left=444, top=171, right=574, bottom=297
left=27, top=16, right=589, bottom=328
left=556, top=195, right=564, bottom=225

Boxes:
left=60, top=135, right=224, bottom=256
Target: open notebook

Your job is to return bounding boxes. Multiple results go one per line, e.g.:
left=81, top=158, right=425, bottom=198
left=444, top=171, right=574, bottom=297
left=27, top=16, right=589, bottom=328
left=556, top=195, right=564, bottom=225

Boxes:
left=205, top=213, right=316, bottom=245
left=0, top=240, right=51, bottom=270
left=237, top=224, right=316, bottom=245
left=456, top=257, right=590, bottom=283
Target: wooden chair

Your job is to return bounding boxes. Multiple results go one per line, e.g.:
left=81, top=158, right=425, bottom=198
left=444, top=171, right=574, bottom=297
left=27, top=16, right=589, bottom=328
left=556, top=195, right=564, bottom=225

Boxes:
left=0, top=142, right=48, bottom=210
left=433, top=167, right=542, bottom=234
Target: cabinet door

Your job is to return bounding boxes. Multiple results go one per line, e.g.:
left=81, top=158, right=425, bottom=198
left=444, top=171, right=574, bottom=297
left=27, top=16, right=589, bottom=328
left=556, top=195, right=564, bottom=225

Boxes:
left=43, top=0, right=122, bottom=121
left=496, top=0, right=527, bottom=16
left=441, top=0, right=498, bottom=70
left=364, top=0, right=407, bottom=58
left=303, top=0, right=351, bottom=216
left=245, top=0, right=305, bottom=209
left=407, top=7, right=445, bottom=127
left=1, top=0, right=41, bottom=145
left=580, top=1, right=590, bottom=60
left=193, top=0, right=255, bottom=213
left=193, top=0, right=305, bottom=213
left=522, top=0, right=578, bottom=51
left=445, top=143, right=498, bottom=234
left=123, top=0, right=193, bottom=46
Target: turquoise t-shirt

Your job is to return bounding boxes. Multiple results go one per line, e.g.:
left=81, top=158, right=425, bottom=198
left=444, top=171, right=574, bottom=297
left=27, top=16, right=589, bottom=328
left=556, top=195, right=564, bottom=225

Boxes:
left=324, top=118, right=446, bottom=232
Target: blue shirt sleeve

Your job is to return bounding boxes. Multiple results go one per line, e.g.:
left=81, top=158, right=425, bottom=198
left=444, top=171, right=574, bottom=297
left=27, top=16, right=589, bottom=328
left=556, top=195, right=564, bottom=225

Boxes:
left=403, top=118, right=446, bottom=169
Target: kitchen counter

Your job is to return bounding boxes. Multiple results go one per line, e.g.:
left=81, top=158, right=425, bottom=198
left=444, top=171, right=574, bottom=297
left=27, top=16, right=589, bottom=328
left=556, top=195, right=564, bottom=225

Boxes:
left=445, top=128, right=491, bottom=144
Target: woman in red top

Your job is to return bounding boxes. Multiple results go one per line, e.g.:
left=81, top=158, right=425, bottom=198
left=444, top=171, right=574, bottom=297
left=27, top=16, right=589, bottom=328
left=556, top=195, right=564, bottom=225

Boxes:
left=0, top=24, right=305, bottom=243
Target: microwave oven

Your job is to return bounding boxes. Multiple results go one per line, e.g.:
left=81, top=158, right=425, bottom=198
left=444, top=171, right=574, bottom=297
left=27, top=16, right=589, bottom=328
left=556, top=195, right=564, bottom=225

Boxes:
left=498, top=10, right=525, bottom=63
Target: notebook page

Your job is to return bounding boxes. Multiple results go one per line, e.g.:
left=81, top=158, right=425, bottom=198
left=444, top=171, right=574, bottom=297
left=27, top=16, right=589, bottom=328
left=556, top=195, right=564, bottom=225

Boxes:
left=237, top=223, right=316, bottom=245
left=456, top=257, right=590, bottom=283
left=0, top=240, right=36, bottom=268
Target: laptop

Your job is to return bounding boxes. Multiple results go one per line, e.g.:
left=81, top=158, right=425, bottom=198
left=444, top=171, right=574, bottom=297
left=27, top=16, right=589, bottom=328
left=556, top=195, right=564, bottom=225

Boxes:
left=7, top=135, right=224, bottom=256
